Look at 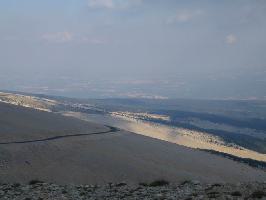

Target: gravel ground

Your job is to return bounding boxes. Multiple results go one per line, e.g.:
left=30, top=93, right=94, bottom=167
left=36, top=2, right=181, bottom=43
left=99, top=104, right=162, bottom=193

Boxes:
left=1, top=181, right=266, bottom=200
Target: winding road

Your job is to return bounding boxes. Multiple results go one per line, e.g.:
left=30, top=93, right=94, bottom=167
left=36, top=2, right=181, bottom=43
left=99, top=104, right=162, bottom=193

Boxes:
left=0, top=126, right=119, bottom=145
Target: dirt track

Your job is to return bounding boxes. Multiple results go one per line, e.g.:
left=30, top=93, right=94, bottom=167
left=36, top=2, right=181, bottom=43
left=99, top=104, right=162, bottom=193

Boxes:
left=0, top=126, right=119, bottom=145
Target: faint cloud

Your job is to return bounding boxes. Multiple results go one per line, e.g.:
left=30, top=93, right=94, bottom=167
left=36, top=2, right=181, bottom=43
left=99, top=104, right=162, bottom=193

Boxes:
left=42, top=32, right=73, bottom=43
left=41, top=32, right=108, bottom=45
left=82, top=37, right=107, bottom=45
left=88, top=0, right=114, bottom=9
left=88, top=0, right=142, bottom=9
left=167, top=10, right=203, bottom=24
left=226, top=34, right=237, bottom=45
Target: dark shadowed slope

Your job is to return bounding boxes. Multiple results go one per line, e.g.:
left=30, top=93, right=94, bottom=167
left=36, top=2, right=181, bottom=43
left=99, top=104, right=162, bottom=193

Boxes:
left=0, top=102, right=110, bottom=141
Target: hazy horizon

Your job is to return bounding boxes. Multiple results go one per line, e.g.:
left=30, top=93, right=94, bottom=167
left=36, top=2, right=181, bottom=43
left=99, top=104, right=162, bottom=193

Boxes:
left=1, top=0, right=266, bottom=99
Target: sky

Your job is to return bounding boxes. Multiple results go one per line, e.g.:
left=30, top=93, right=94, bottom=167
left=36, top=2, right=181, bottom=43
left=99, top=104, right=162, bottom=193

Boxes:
left=0, top=0, right=266, bottom=99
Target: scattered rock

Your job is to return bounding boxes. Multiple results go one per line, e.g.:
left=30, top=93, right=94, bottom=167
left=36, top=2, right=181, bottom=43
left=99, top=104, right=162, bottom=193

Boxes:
left=0, top=181, right=265, bottom=199
left=251, top=190, right=266, bottom=199
left=231, top=191, right=242, bottom=196
left=115, top=182, right=127, bottom=187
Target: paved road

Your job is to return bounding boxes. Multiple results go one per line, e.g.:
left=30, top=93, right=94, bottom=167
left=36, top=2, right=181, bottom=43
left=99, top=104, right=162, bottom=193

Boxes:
left=0, top=126, right=119, bottom=145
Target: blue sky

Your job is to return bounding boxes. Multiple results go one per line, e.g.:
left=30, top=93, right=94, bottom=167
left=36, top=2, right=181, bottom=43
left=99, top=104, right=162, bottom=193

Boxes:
left=0, top=0, right=266, bottom=99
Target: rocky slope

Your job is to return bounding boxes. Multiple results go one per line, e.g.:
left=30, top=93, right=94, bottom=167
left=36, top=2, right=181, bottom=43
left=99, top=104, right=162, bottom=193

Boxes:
left=1, top=101, right=266, bottom=184
left=0, top=92, right=57, bottom=112
left=0, top=181, right=266, bottom=200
